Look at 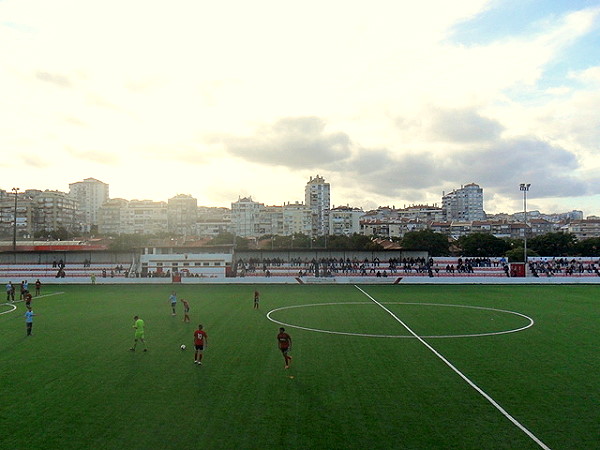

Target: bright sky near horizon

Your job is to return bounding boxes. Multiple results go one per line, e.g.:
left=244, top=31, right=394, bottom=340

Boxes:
left=2, top=0, right=600, bottom=216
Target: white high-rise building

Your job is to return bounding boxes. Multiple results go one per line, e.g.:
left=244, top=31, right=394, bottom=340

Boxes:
left=69, top=178, right=109, bottom=232
left=442, top=183, right=485, bottom=222
left=231, top=197, right=262, bottom=238
left=168, top=194, right=198, bottom=236
left=305, top=175, right=330, bottom=236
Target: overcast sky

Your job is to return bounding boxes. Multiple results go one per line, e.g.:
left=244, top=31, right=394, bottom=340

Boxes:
left=2, top=0, right=599, bottom=216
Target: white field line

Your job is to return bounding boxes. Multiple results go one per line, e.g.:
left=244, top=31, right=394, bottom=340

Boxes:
left=0, top=303, right=17, bottom=315
left=0, top=292, right=64, bottom=316
left=266, top=302, right=534, bottom=339
left=354, top=285, right=551, bottom=450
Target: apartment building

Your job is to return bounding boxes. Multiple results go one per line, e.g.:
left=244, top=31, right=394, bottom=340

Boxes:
left=31, top=190, right=83, bottom=234
left=329, top=205, right=363, bottom=236
left=98, top=199, right=168, bottom=235
left=168, top=194, right=198, bottom=236
left=231, top=197, right=262, bottom=238
left=68, top=178, right=109, bottom=232
left=282, top=201, right=312, bottom=236
left=564, top=219, right=600, bottom=240
left=442, top=183, right=485, bottom=222
left=305, top=175, right=330, bottom=237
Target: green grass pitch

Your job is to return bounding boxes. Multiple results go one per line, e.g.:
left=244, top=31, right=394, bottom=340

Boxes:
left=1, top=284, right=599, bottom=449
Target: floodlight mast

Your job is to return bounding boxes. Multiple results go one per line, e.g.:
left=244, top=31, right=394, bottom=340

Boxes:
left=519, top=183, right=531, bottom=275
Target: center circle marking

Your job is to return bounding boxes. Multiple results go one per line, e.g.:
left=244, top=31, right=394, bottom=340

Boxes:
left=266, top=302, right=535, bottom=339
left=0, top=303, right=17, bottom=316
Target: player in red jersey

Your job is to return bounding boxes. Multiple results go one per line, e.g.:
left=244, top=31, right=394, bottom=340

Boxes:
left=24, top=292, right=33, bottom=308
left=277, top=327, right=293, bottom=369
left=193, top=324, right=208, bottom=365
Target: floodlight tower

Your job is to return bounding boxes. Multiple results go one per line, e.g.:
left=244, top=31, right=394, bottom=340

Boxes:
left=520, top=183, right=531, bottom=273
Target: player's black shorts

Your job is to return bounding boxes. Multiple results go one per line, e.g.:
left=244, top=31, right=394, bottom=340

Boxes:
left=195, top=344, right=204, bottom=350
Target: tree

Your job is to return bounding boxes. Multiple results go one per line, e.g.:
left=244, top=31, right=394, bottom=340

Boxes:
left=457, top=233, right=511, bottom=256
left=575, top=237, right=600, bottom=256
left=326, top=234, right=352, bottom=250
left=505, top=238, right=524, bottom=250
left=34, top=227, right=74, bottom=241
left=401, top=230, right=449, bottom=256
left=209, top=232, right=235, bottom=245
left=289, top=233, right=311, bottom=248
left=108, top=234, right=148, bottom=251
left=505, top=247, right=539, bottom=262
left=528, top=232, right=577, bottom=256
left=233, top=237, right=250, bottom=250
left=323, top=233, right=383, bottom=250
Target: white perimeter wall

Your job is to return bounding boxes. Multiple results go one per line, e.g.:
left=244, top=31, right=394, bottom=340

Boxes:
left=25, top=275, right=600, bottom=285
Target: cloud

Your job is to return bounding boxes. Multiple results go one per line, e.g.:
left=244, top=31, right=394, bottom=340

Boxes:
left=35, top=71, right=72, bottom=88
left=219, top=117, right=352, bottom=169
left=64, top=116, right=86, bottom=127
left=447, top=138, right=590, bottom=197
left=428, top=108, right=504, bottom=142
left=337, top=149, right=443, bottom=194
left=21, top=155, right=50, bottom=169
left=65, top=147, right=120, bottom=165
left=330, top=136, right=595, bottom=209
left=211, top=108, right=596, bottom=210
left=570, top=66, right=600, bottom=84
left=1, top=1, right=599, bottom=215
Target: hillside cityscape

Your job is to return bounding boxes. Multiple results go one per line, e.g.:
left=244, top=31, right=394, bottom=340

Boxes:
left=1, top=176, right=599, bottom=243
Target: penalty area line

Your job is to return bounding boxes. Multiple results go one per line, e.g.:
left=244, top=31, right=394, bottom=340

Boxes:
left=354, top=285, right=551, bottom=450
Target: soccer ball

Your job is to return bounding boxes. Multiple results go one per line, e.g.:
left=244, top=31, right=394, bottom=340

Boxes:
left=180, top=344, right=186, bottom=350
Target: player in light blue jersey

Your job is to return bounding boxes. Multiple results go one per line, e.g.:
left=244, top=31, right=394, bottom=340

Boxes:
left=169, top=291, right=177, bottom=315
left=25, top=306, right=36, bottom=336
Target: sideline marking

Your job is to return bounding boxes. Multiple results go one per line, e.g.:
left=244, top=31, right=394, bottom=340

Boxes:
left=266, top=302, right=534, bottom=339
left=354, top=285, right=550, bottom=450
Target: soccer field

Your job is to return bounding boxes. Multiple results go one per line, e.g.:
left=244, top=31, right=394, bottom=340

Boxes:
left=1, top=284, right=598, bottom=449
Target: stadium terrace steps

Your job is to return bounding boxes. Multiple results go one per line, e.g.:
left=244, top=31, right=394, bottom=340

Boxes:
left=236, top=257, right=600, bottom=278
left=0, top=263, right=130, bottom=278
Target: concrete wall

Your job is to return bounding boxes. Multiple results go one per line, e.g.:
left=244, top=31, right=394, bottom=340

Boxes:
left=21, top=274, right=600, bottom=285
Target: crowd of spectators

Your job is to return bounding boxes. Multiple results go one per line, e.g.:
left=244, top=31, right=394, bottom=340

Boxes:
left=235, top=256, right=509, bottom=277
left=528, top=258, right=600, bottom=277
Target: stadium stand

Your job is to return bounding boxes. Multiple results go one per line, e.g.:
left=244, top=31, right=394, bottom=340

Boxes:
left=0, top=262, right=132, bottom=279
left=234, top=256, right=512, bottom=278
